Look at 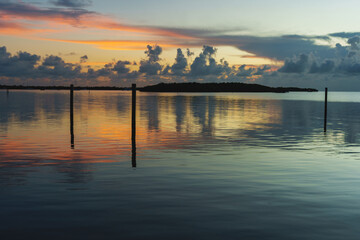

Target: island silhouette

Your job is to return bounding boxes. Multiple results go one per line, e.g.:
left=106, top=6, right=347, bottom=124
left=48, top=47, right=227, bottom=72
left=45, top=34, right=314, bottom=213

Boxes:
left=139, top=82, right=317, bottom=93
left=1, top=82, right=317, bottom=93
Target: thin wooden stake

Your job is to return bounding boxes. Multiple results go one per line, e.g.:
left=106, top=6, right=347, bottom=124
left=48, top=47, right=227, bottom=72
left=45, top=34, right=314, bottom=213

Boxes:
left=324, top=87, right=328, bottom=133
left=70, top=84, right=74, bottom=149
left=132, top=84, right=136, bottom=167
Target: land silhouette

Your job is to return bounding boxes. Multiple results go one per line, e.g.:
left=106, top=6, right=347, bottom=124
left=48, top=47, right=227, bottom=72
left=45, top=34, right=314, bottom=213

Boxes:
left=139, top=82, right=317, bottom=93
left=1, top=82, right=317, bottom=92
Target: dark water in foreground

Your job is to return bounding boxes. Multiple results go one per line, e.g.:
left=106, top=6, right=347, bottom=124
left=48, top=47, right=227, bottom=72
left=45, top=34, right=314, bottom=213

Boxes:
left=1, top=90, right=360, bottom=239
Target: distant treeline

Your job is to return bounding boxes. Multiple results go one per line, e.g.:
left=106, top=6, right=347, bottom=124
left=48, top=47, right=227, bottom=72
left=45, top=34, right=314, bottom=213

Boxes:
left=0, top=85, right=129, bottom=90
left=140, top=82, right=318, bottom=93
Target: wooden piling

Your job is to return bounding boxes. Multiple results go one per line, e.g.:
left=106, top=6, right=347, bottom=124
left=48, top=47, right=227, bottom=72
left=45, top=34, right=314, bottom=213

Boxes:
left=70, top=84, right=74, bottom=149
left=324, top=87, right=328, bottom=133
left=132, top=84, right=136, bottom=167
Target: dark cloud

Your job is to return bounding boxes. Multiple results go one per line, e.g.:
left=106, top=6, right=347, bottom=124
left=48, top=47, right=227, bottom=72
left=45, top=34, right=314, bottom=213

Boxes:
left=139, top=45, right=163, bottom=75
left=89, top=63, right=112, bottom=77
left=84, top=60, right=138, bottom=86
left=38, top=55, right=81, bottom=78
left=338, top=52, right=360, bottom=73
left=80, top=55, right=88, bottom=63
left=202, top=45, right=217, bottom=56
left=236, top=65, right=256, bottom=77
left=329, top=32, right=360, bottom=39
left=186, top=48, right=194, bottom=58
left=139, top=61, right=162, bottom=75
left=51, top=0, right=92, bottom=8
left=335, top=43, right=348, bottom=58
left=282, top=34, right=331, bottom=41
left=233, top=64, right=271, bottom=78
left=190, top=51, right=212, bottom=76
left=190, top=45, right=231, bottom=76
left=0, top=46, right=40, bottom=77
left=279, top=54, right=337, bottom=74
left=347, top=36, right=360, bottom=50
left=254, top=65, right=271, bottom=75
left=338, top=63, right=360, bottom=73
left=0, top=46, right=83, bottom=82
left=171, top=48, right=187, bottom=75
left=144, top=45, right=162, bottom=62
left=0, top=1, right=94, bottom=21
left=112, top=60, right=131, bottom=74
left=203, top=35, right=335, bottom=61
left=309, top=60, right=335, bottom=73
left=278, top=54, right=312, bottom=73
left=276, top=34, right=360, bottom=75
left=0, top=46, right=10, bottom=59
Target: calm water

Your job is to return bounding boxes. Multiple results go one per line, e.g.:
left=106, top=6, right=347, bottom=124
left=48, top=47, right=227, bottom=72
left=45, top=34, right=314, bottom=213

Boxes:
left=1, top=90, right=360, bottom=239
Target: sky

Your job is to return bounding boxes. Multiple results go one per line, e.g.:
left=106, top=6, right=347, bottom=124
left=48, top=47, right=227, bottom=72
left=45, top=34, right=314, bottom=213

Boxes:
left=1, top=0, right=360, bottom=89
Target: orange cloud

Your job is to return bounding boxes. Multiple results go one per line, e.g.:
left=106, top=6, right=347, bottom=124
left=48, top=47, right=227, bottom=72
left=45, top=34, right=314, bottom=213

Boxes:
left=0, top=24, right=60, bottom=36
left=0, top=22, right=29, bottom=35
left=0, top=2, right=197, bottom=40
left=45, top=39, right=192, bottom=50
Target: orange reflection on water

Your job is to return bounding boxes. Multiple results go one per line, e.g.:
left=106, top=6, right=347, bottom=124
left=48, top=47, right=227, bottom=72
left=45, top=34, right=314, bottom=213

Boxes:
left=0, top=91, right=283, bottom=168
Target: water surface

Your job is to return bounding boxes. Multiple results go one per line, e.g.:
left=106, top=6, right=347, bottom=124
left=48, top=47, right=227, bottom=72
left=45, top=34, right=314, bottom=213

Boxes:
left=1, top=90, right=360, bottom=239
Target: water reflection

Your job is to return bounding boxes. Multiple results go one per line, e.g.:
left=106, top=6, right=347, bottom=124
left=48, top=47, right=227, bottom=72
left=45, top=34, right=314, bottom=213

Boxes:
left=1, top=91, right=360, bottom=178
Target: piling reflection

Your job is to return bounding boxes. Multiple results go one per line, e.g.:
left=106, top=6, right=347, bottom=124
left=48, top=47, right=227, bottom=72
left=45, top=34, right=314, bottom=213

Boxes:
left=132, top=138, right=136, bottom=168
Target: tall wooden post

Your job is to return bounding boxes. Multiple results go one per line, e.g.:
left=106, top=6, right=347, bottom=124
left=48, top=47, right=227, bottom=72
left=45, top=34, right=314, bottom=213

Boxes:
left=324, top=87, right=328, bottom=133
left=70, top=84, right=74, bottom=149
left=131, top=84, right=136, bottom=167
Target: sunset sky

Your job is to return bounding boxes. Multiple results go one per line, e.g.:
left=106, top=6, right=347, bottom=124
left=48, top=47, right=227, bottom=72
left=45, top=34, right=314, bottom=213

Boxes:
left=2, top=0, right=360, bottom=89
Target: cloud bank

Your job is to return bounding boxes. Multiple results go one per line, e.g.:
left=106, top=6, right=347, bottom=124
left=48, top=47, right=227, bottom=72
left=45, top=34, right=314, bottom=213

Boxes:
left=0, top=44, right=269, bottom=86
left=51, top=0, right=93, bottom=8
left=3, top=32, right=360, bottom=90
